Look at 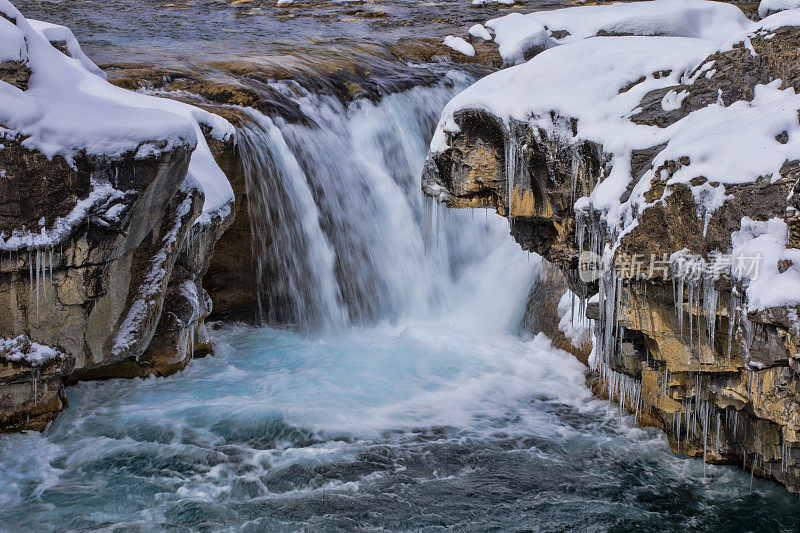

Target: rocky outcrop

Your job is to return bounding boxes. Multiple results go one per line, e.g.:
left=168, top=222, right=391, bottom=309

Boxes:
left=0, top=2, right=235, bottom=430
left=0, top=132, right=234, bottom=426
left=424, top=14, right=800, bottom=492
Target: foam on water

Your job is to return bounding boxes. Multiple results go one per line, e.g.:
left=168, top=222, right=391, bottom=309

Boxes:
left=2, top=321, right=797, bottom=530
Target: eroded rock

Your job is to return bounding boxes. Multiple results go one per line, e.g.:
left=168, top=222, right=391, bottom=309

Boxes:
left=423, top=16, right=800, bottom=493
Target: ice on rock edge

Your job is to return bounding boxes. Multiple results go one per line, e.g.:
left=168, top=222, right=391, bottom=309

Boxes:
left=0, top=0, right=234, bottom=236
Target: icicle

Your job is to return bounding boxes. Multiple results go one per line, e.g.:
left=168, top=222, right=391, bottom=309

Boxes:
left=703, top=276, right=719, bottom=352
left=32, top=369, right=38, bottom=407
left=571, top=291, right=576, bottom=324
left=727, top=294, right=737, bottom=363
left=688, top=283, right=694, bottom=351
left=702, top=401, right=709, bottom=477
left=28, top=250, right=32, bottom=302
left=35, top=248, right=40, bottom=321
left=41, top=247, right=47, bottom=302
left=677, top=275, right=685, bottom=336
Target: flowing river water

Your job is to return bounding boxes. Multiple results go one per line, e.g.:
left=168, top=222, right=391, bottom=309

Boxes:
left=2, top=1, right=800, bottom=531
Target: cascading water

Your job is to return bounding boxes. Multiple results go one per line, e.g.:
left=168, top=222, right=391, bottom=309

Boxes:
left=1, top=67, right=797, bottom=531
left=236, top=71, right=507, bottom=329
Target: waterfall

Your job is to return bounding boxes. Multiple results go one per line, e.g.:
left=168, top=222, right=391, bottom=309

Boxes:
left=235, top=70, right=527, bottom=331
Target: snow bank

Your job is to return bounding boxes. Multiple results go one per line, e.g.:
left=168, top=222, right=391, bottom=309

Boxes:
left=443, top=35, right=476, bottom=57
left=0, top=0, right=234, bottom=230
left=731, top=218, right=800, bottom=309
left=485, top=0, right=749, bottom=64
left=0, top=335, right=63, bottom=366
left=758, top=0, right=800, bottom=18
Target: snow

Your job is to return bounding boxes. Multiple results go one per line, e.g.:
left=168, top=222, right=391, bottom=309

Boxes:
left=0, top=10, right=25, bottom=63
left=486, top=13, right=549, bottom=65
left=753, top=6, right=800, bottom=31
left=758, top=0, right=800, bottom=18
left=485, top=0, right=750, bottom=64
left=0, top=335, right=63, bottom=366
left=0, top=0, right=234, bottom=234
left=660, top=89, right=689, bottom=111
left=277, top=0, right=293, bottom=5
left=431, top=35, right=714, bottom=157
left=650, top=81, right=800, bottom=190
left=443, top=35, right=476, bottom=57
left=27, top=19, right=106, bottom=79
left=469, top=24, right=493, bottom=41
left=0, top=179, right=123, bottom=251
left=731, top=217, right=800, bottom=310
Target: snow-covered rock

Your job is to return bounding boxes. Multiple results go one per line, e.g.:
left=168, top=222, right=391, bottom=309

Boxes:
left=0, top=335, right=63, bottom=366
left=443, top=35, right=476, bottom=57
left=469, top=23, right=493, bottom=41
left=423, top=0, right=800, bottom=494
left=758, top=0, right=800, bottom=18
left=485, top=0, right=750, bottom=65
left=0, top=0, right=234, bottom=225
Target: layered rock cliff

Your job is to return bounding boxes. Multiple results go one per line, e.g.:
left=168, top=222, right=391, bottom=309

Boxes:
left=0, top=1, right=234, bottom=430
left=424, top=4, right=800, bottom=492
